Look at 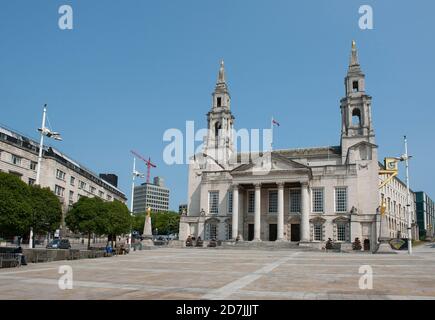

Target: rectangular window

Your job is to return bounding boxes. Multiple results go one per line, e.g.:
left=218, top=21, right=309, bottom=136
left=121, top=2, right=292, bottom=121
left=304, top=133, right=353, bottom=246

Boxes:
left=209, top=191, right=219, bottom=214
left=55, top=185, right=65, bottom=197
left=30, top=161, right=37, bottom=170
left=70, top=176, right=75, bottom=186
left=312, top=188, right=324, bottom=213
left=107, top=195, right=112, bottom=201
left=335, top=187, right=348, bottom=213
left=290, top=189, right=301, bottom=213
left=11, top=154, right=21, bottom=166
left=314, top=224, right=322, bottom=241
left=268, top=190, right=278, bottom=213
left=337, top=224, right=346, bottom=241
left=90, top=186, right=96, bottom=194
left=28, top=178, right=35, bottom=186
left=79, top=181, right=86, bottom=190
left=69, top=191, right=74, bottom=205
left=248, top=191, right=255, bottom=213
left=99, top=191, right=104, bottom=198
left=56, top=169, right=66, bottom=180
left=228, top=191, right=233, bottom=214
left=226, top=223, right=232, bottom=240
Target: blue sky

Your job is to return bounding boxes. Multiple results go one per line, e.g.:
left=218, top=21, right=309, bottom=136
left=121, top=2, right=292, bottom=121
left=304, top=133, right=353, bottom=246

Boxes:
left=1, top=0, right=434, bottom=210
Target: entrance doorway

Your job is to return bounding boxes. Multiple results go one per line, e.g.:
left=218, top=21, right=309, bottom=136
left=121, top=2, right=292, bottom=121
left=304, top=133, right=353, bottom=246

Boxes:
left=248, top=224, right=254, bottom=241
left=269, top=224, right=277, bottom=241
left=364, top=239, right=370, bottom=251
left=291, top=224, right=300, bottom=241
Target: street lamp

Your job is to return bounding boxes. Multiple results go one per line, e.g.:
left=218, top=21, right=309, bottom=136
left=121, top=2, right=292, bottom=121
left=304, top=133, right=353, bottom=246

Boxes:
left=30, top=104, right=62, bottom=249
left=128, top=156, right=145, bottom=248
left=399, top=136, right=413, bottom=255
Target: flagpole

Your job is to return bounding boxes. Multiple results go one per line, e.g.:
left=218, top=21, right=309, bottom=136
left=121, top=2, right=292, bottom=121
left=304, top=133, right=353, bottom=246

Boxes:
left=271, top=116, right=274, bottom=152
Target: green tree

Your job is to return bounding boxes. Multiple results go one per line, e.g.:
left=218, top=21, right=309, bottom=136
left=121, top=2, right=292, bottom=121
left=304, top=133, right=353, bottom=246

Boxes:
left=131, top=211, right=180, bottom=236
left=65, top=196, right=106, bottom=249
left=0, top=172, right=32, bottom=239
left=131, top=212, right=146, bottom=233
left=29, top=185, right=62, bottom=246
left=103, top=200, right=132, bottom=247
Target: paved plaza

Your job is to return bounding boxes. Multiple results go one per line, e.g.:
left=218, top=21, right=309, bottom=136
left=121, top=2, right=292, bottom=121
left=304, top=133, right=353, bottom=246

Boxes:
left=1, top=243, right=435, bottom=300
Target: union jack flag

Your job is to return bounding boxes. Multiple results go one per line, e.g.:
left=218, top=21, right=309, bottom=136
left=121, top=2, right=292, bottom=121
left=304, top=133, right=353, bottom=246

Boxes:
left=272, top=118, right=280, bottom=127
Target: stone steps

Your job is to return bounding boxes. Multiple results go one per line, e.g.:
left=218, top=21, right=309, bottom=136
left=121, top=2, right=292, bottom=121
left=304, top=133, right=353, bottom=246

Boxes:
left=220, top=241, right=318, bottom=251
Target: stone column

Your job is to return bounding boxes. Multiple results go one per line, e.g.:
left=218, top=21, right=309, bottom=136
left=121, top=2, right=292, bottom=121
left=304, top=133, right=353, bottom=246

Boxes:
left=254, top=183, right=262, bottom=241
left=277, top=182, right=285, bottom=241
left=232, top=184, right=239, bottom=240
left=300, top=182, right=310, bottom=242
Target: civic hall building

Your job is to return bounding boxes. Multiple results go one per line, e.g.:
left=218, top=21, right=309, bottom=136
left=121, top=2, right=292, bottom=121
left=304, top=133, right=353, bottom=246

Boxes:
left=179, top=42, right=417, bottom=249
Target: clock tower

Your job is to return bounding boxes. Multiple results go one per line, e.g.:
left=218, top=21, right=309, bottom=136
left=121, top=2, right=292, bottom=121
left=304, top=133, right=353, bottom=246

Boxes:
left=203, top=60, right=235, bottom=166
left=340, top=41, right=376, bottom=163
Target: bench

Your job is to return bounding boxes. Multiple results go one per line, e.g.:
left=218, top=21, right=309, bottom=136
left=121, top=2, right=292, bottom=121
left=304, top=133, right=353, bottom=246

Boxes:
left=0, top=253, right=21, bottom=268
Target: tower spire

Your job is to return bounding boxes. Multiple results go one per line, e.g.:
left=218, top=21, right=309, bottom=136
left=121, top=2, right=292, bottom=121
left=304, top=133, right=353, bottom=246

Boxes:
left=214, top=59, right=229, bottom=94
left=217, top=59, right=226, bottom=84
left=349, top=40, right=360, bottom=71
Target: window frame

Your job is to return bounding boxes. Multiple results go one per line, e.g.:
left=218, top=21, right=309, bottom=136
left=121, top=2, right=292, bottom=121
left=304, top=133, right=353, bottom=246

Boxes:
left=208, top=191, right=219, bottom=215
left=268, top=189, right=278, bottom=214
left=337, top=223, right=347, bottom=242
left=289, top=188, right=301, bottom=213
left=54, top=184, right=65, bottom=197
left=247, top=190, right=255, bottom=214
left=312, top=188, right=324, bottom=213
left=11, top=154, right=21, bottom=166
left=314, top=224, right=323, bottom=241
left=335, top=187, right=348, bottom=213
left=228, top=190, right=233, bottom=214
left=56, top=169, right=66, bottom=181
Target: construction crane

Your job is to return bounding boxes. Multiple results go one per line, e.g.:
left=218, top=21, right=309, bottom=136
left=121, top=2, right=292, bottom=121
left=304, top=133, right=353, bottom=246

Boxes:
left=130, top=150, right=156, bottom=184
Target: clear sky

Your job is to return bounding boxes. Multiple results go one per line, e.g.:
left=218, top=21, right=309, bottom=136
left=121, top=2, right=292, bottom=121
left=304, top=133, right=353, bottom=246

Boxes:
left=1, top=0, right=434, bottom=210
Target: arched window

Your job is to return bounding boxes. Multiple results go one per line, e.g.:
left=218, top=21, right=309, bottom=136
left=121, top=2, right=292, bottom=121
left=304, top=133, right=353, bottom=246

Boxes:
left=214, top=122, right=221, bottom=138
left=352, top=108, right=361, bottom=127
left=352, top=80, right=359, bottom=92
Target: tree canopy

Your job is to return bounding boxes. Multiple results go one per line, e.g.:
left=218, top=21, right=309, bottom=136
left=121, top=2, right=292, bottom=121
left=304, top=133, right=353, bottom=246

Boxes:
left=29, top=185, right=62, bottom=235
left=132, top=211, right=180, bottom=235
left=104, top=200, right=131, bottom=244
left=66, top=196, right=132, bottom=248
left=66, top=196, right=107, bottom=247
left=0, top=172, right=32, bottom=238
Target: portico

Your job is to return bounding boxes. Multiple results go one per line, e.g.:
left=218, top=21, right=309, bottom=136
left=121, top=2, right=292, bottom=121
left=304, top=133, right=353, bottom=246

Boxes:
left=230, top=179, right=311, bottom=242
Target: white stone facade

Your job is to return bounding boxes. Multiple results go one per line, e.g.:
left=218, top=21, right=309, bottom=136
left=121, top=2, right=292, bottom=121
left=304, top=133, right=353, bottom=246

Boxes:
left=180, top=43, right=416, bottom=249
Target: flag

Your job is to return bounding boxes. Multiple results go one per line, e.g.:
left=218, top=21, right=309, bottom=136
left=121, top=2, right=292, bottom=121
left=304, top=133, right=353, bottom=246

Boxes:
left=272, top=119, right=280, bottom=127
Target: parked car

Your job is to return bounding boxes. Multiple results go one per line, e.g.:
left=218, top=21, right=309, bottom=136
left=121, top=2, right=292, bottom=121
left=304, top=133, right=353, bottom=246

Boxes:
left=47, top=239, right=71, bottom=249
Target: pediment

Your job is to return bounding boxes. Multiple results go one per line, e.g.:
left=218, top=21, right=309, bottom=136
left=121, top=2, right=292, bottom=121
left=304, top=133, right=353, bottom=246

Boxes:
left=333, top=216, right=350, bottom=223
left=205, top=217, right=220, bottom=224
left=310, top=216, right=326, bottom=224
left=231, top=152, right=311, bottom=176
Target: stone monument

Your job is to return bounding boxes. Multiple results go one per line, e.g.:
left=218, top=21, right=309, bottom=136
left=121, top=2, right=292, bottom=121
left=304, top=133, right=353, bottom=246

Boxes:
left=142, top=207, right=154, bottom=247
left=375, top=212, right=396, bottom=254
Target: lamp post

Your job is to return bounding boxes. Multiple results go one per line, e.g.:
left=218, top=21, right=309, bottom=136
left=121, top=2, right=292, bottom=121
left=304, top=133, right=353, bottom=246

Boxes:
left=401, top=136, right=413, bottom=255
left=128, top=156, right=144, bottom=249
left=31, top=104, right=62, bottom=249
